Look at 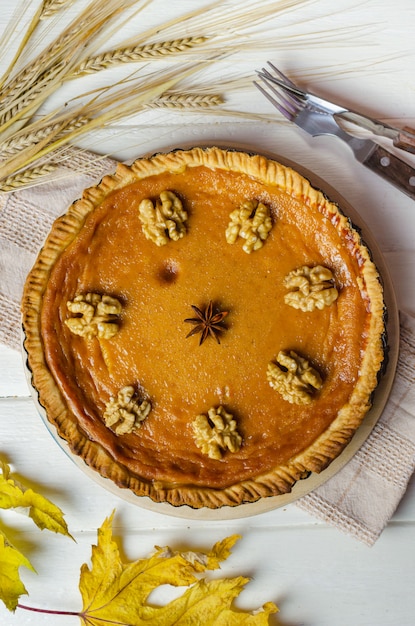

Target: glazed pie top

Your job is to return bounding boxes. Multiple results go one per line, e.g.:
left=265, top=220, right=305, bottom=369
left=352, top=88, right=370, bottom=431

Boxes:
left=22, top=147, right=385, bottom=508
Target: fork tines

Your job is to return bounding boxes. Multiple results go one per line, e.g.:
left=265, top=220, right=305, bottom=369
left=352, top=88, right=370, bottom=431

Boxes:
left=254, top=63, right=307, bottom=121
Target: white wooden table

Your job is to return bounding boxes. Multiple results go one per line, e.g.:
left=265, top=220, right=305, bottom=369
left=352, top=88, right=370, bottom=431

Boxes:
left=1, top=1, right=415, bottom=624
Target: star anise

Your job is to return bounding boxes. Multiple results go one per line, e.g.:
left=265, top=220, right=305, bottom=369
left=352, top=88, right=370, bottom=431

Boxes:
left=184, top=301, right=229, bottom=345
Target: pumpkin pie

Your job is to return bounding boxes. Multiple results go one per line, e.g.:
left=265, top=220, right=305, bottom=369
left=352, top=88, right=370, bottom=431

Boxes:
left=22, top=147, right=386, bottom=508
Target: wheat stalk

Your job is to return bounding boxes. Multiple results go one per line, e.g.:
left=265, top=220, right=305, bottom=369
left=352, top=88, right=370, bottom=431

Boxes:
left=71, top=0, right=318, bottom=84
left=0, top=88, right=224, bottom=163
left=40, top=0, right=76, bottom=19
left=63, top=3, right=369, bottom=85
left=0, top=163, right=58, bottom=192
left=0, top=92, right=222, bottom=159
left=71, top=37, right=208, bottom=78
left=145, top=93, right=224, bottom=110
left=0, top=143, right=109, bottom=191
left=0, top=0, right=143, bottom=138
left=0, top=2, right=44, bottom=90
left=0, top=61, right=210, bottom=181
left=116, top=0, right=309, bottom=50
left=0, top=0, right=73, bottom=77
left=0, top=116, right=90, bottom=159
left=0, top=62, right=68, bottom=131
left=0, top=0, right=376, bottom=192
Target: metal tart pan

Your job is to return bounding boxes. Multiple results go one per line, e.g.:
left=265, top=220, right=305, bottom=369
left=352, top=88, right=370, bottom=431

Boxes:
left=22, top=142, right=399, bottom=520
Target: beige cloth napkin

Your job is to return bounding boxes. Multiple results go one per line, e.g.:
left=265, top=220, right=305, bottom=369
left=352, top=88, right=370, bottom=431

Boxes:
left=297, top=312, right=415, bottom=545
left=1, top=147, right=414, bottom=546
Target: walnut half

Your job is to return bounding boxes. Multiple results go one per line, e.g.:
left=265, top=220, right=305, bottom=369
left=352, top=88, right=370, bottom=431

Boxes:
left=267, top=350, right=323, bottom=405
left=65, top=293, right=122, bottom=339
left=284, top=265, right=338, bottom=312
left=138, top=190, right=187, bottom=246
left=225, top=199, right=272, bottom=253
left=103, top=386, right=151, bottom=435
left=192, top=406, right=242, bottom=460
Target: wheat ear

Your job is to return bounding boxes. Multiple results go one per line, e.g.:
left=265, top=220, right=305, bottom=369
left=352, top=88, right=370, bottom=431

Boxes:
left=145, top=93, right=223, bottom=110
left=0, top=2, right=45, bottom=90
left=40, top=0, right=76, bottom=19
left=0, top=0, right=141, bottom=134
left=0, top=90, right=223, bottom=160
left=0, top=61, right=71, bottom=133
left=0, top=163, right=58, bottom=192
left=0, top=61, right=206, bottom=181
left=71, top=37, right=208, bottom=78
left=0, top=116, right=89, bottom=159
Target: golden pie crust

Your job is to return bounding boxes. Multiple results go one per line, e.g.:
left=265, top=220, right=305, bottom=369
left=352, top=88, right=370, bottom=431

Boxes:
left=22, top=147, right=386, bottom=509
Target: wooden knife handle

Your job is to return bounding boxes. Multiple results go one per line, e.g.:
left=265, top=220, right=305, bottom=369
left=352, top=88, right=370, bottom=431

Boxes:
left=393, top=126, right=415, bottom=154
left=363, top=145, right=415, bottom=200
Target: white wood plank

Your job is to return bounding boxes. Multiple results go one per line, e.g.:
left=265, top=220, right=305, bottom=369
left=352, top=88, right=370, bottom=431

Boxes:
left=0, top=344, right=29, bottom=398
left=0, top=523, right=414, bottom=626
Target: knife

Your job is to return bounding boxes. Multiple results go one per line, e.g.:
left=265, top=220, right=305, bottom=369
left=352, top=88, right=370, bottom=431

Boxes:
left=291, top=106, right=415, bottom=201
left=335, top=110, right=415, bottom=154
left=255, top=69, right=415, bottom=200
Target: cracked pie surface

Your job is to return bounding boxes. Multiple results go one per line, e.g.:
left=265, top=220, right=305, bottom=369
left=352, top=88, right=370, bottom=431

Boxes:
left=22, top=147, right=386, bottom=509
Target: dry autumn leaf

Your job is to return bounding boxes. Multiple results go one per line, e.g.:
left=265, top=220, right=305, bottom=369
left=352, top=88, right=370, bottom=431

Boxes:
left=0, top=460, right=72, bottom=537
left=0, top=533, right=35, bottom=612
left=77, top=511, right=278, bottom=625
left=0, top=459, right=72, bottom=611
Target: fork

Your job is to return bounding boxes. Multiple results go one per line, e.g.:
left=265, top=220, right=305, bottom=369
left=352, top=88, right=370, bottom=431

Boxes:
left=254, top=63, right=415, bottom=200
left=257, top=64, right=415, bottom=155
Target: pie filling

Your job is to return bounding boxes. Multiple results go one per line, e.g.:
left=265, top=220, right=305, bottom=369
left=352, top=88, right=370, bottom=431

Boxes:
left=22, top=148, right=385, bottom=507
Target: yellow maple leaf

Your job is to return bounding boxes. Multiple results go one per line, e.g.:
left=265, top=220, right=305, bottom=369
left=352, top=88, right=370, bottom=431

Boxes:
left=0, top=532, right=35, bottom=611
left=0, top=460, right=72, bottom=537
left=0, top=459, right=72, bottom=611
left=79, top=511, right=278, bottom=625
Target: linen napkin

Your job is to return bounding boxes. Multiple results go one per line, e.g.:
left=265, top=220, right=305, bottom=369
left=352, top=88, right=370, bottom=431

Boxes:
left=296, top=312, right=415, bottom=545
left=1, top=146, right=414, bottom=546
